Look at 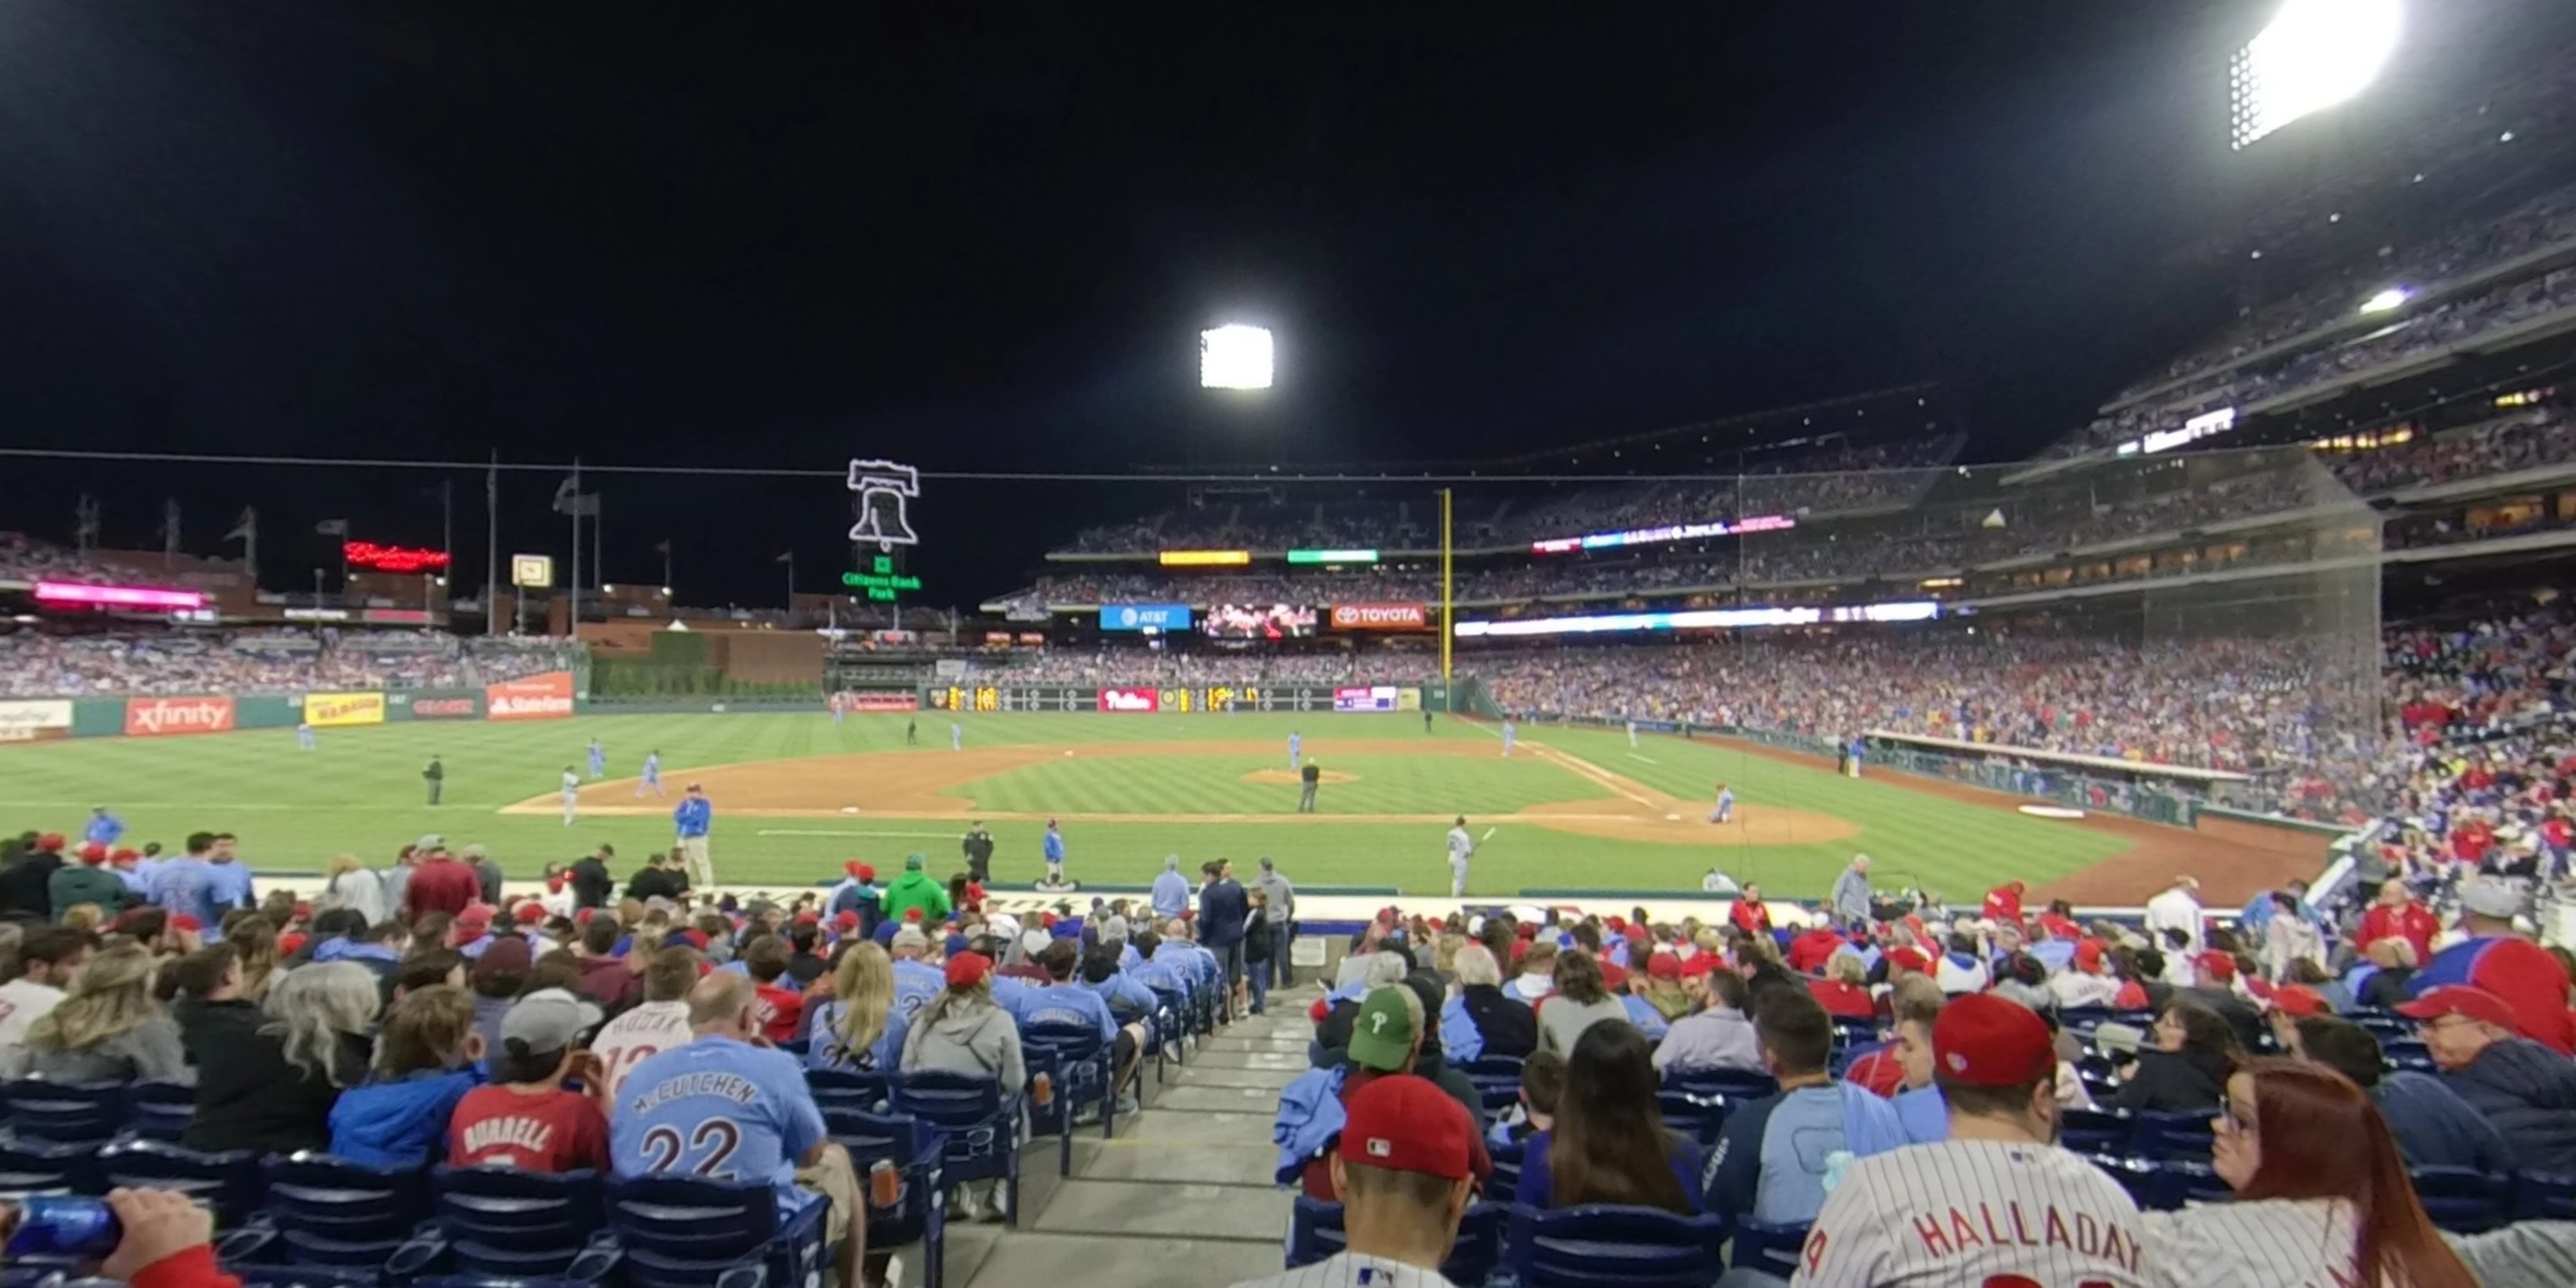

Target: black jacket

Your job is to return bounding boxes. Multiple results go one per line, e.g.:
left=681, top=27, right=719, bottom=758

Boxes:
left=2112, top=1046, right=2231, bottom=1115
left=0, top=853, right=63, bottom=920
left=568, top=857, right=614, bottom=908
left=1458, top=985, right=1539, bottom=1060
left=180, top=1001, right=371, bottom=1157
left=1244, top=917, right=1275, bottom=964
left=627, top=866, right=683, bottom=904
left=2446, top=1037, right=2576, bottom=1174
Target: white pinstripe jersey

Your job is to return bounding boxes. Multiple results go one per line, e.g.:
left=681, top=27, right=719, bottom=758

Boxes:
left=2141, top=1198, right=2363, bottom=1288
left=1229, top=1252, right=1457, bottom=1288
left=1790, top=1138, right=2150, bottom=1288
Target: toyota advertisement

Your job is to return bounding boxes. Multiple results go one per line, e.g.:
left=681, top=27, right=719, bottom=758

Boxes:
left=1097, top=687, right=1161, bottom=713
left=1329, top=602, right=1429, bottom=631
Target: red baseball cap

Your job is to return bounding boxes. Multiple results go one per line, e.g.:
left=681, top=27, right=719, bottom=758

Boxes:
left=1598, top=961, right=1629, bottom=991
left=276, top=932, right=307, bottom=958
left=2268, top=985, right=2330, bottom=1018
left=2074, top=940, right=2107, bottom=972
left=35, top=834, right=64, bottom=853
left=680, top=929, right=710, bottom=950
left=1885, top=947, right=1931, bottom=974
left=845, top=860, right=865, bottom=878
left=1605, top=917, right=1628, bottom=935
left=833, top=910, right=860, bottom=931
left=545, top=874, right=567, bottom=892
left=2193, top=951, right=2237, bottom=984
left=792, top=911, right=820, bottom=926
left=108, top=848, right=137, bottom=865
left=76, top=843, right=108, bottom=865
left=1646, top=952, right=1682, bottom=980
left=1338, top=1074, right=1479, bottom=1182
left=169, top=913, right=203, bottom=932
left=1931, top=994, right=2053, bottom=1088
left=2396, top=985, right=2518, bottom=1030
left=944, top=952, right=992, bottom=989
left=514, top=902, right=547, bottom=925
left=575, top=908, right=597, bottom=925
left=1677, top=952, right=1717, bottom=978
left=455, top=903, right=495, bottom=932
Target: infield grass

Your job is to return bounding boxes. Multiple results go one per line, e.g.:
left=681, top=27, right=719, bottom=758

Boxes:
left=0, top=712, right=2132, bottom=898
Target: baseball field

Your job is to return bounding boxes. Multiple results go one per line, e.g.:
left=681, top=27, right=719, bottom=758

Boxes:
left=0, top=710, right=2302, bottom=902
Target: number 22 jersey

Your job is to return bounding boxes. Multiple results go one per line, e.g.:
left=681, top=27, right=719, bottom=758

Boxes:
left=610, top=1035, right=824, bottom=1207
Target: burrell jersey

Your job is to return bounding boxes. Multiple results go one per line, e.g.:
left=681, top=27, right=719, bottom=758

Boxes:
left=1790, top=1139, right=2148, bottom=1288
left=612, top=1037, right=823, bottom=1204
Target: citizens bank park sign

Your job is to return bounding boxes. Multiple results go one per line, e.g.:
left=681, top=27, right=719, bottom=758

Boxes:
left=1329, top=602, right=1429, bottom=631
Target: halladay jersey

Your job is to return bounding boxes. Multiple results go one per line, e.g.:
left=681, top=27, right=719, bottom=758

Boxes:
left=1791, top=1138, right=2149, bottom=1288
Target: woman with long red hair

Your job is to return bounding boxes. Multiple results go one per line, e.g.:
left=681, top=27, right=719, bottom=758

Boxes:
left=2142, top=1058, right=2475, bottom=1288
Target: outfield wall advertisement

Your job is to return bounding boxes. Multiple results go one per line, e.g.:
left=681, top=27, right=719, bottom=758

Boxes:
left=304, top=691, right=388, bottom=729
left=930, top=683, right=1424, bottom=714
left=0, top=700, right=75, bottom=743
left=125, top=697, right=238, bottom=738
left=486, top=672, right=576, bottom=721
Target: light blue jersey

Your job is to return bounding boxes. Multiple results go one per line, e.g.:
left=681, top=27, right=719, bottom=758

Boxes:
left=612, top=1037, right=824, bottom=1208
left=804, top=998, right=908, bottom=1073
left=890, top=958, right=944, bottom=1026
left=149, top=858, right=225, bottom=941
left=641, top=753, right=662, bottom=784
left=1001, top=980, right=1116, bottom=1041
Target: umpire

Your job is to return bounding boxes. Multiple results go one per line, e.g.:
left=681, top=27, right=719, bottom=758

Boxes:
left=1298, top=760, right=1321, bottom=813
left=961, top=820, right=995, bottom=884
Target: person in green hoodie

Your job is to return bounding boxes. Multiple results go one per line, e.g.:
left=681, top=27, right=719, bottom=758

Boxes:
left=879, top=853, right=952, bottom=926
left=49, top=844, right=130, bottom=921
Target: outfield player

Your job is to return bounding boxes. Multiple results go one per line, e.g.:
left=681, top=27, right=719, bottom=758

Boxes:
left=636, top=750, right=663, bottom=797
left=1710, top=782, right=1735, bottom=824
left=1288, top=730, right=1302, bottom=769
left=1627, top=717, right=1639, bottom=748
left=674, top=784, right=714, bottom=888
left=1446, top=817, right=1474, bottom=897
left=1790, top=994, right=2148, bottom=1287
left=1501, top=718, right=1516, bottom=758
left=297, top=721, right=316, bottom=752
left=560, top=766, right=581, bottom=826
left=951, top=720, right=963, bottom=751
left=587, top=738, right=605, bottom=779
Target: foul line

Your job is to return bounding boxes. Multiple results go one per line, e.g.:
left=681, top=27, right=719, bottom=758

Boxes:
left=1627, top=752, right=1660, bottom=764
left=1528, top=744, right=1668, bottom=812
left=757, top=828, right=963, bottom=840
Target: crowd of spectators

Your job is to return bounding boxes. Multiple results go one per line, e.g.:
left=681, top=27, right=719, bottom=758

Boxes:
left=0, top=630, right=580, bottom=698
left=0, top=532, right=128, bottom=586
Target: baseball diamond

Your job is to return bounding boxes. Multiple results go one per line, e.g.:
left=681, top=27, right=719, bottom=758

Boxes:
left=0, top=708, right=2305, bottom=902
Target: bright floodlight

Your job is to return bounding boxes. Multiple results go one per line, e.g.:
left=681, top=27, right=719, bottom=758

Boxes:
left=2360, top=286, right=2410, bottom=314
left=2230, top=0, right=2404, bottom=151
left=1200, top=325, right=1274, bottom=389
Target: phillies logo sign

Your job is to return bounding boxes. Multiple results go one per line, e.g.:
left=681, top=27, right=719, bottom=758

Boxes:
left=125, top=697, right=237, bottom=737
left=1330, top=602, right=1429, bottom=630
left=1097, top=688, right=1159, bottom=713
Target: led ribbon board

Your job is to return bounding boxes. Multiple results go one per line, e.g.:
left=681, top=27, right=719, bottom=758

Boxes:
left=1453, top=600, right=1939, bottom=638
left=1530, top=514, right=1796, bottom=555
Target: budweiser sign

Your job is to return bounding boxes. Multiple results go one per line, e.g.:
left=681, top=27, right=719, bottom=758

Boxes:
left=1330, top=602, right=1429, bottom=631
left=1097, top=687, right=1159, bottom=713
left=486, top=671, right=575, bottom=721
left=125, top=697, right=237, bottom=738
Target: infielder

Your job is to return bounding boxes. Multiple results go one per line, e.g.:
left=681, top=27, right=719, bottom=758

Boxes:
left=1710, top=782, right=1735, bottom=824
left=674, top=783, right=714, bottom=888
left=1501, top=718, right=1516, bottom=758
left=1446, top=815, right=1474, bottom=897
left=586, top=738, right=606, bottom=779
left=1790, top=994, right=2149, bottom=1286
left=559, top=766, right=581, bottom=825
left=637, top=750, right=664, bottom=797
left=1288, top=730, right=1302, bottom=769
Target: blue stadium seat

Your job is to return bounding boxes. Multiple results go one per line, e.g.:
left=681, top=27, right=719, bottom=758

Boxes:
left=225, top=1270, right=391, bottom=1288
left=226, top=1154, right=436, bottom=1277
left=1146, top=985, right=1188, bottom=1069
left=2085, top=1153, right=2162, bottom=1210
left=893, top=1071, right=1026, bottom=1227
left=2057, top=1107, right=2131, bottom=1156
left=2, top=1077, right=125, bottom=1144
left=1286, top=1196, right=1506, bottom=1286
left=1458, top=1055, right=1525, bottom=1110
left=1665, top=1069, right=1776, bottom=1102
left=605, top=1174, right=828, bottom=1288
left=824, top=1108, right=948, bottom=1288
left=125, top=1080, right=197, bottom=1143
left=1485, top=1138, right=1524, bottom=1205
left=2132, top=1110, right=2214, bottom=1161
left=2410, top=1165, right=2512, bottom=1234
left=2057, top=1006, right=2116, bottom=1039
left=1730, top=1218, right=1812, bottom=1281
left=0, top=1136, right=97, bottom=1194
left=430, top=1165, right=616, bottom=1281
left=1654, top=1088, right=1729, bottom=1146
left=1829, top=1017, right=1879, bottom=1050
left=2517, top=1169, right=2576, bottom=1221
left=1502, top=1202, right=1729, bottom=1288
left=2381, top=1041, right=2437, bottom=1074
left=2153, top=1160, right=2230, bottom=1211
left=1021, top=1019, right=1118, bottom=1166
left=803, top=1068, right=893, bottom=1114
left=97, top=1137, right=261, bottom=1228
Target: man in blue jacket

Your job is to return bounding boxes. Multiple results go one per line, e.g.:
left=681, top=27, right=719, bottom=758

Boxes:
left=1196, top=858, right=1249, bottom=1020
left=2400, top=985, right=2576, bottom=1174
left=1702, top=988, right=1906, bottom=1227
left=2295, top=1013, right=2513, bottom=1174
left=672, top=784, right=714, bottom=889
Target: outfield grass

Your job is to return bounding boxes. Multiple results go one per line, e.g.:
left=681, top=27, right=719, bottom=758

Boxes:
left=0, top=712, right=2132, bottom=897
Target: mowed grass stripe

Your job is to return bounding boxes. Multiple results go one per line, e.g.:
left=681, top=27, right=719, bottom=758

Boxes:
left=0, top=711, right=2132, bottom=898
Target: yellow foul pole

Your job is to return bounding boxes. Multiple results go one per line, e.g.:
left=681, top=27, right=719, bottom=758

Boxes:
left=1440, top=487, right=1453, bottom=680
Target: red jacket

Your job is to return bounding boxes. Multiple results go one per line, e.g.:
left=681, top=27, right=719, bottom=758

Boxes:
left=2357, top=902, right=2439, bottom=965
left=1730, top=899, right=1772, bottom=936
left=1785, top=929, right=1846, bottom=975
left=403, top=858, right=480, bottom=919
left=1807, top=978, right=1876, bottom=1021
left=1981, top=886, right=2024, bottom=926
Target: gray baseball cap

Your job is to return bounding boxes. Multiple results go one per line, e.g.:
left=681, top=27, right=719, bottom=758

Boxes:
left=2459, top=877, right=2522, bottom=920
left=502, top=988, right=602, bottom=1053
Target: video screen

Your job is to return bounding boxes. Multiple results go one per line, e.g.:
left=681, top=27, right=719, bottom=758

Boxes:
left=1202, top=603, right=1318, bottom=640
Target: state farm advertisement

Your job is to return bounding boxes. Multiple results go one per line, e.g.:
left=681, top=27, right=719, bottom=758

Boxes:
left=486, top=671, right=575, bottom=722
left=1330, top=602, right=1429, bottom=631
left=125, top=697, right=237, bottom=738
left=1097, top=687, right=1160, bottom=713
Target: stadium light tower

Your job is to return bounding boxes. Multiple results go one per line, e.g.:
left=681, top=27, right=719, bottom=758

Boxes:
left=1200, top=324, right=1274, bottom=390
left=2230, top=0, right=2405, bottom=151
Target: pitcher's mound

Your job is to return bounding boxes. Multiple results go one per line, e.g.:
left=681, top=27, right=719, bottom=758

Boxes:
left=1243, top=769, right=1359, bottom=786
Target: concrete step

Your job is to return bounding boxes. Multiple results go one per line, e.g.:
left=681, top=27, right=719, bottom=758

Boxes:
left=1174, top=1049, right=1308, bottom=1072
left=958, top=1229, right=1281, bottom=1288
left=1111, top=1107, right=1279, bottom=1145
left=1166, top=1063, right=1300, bottom=1091
left=1068, top=1136, right=1280, bottom=1187
left=1199, top=1035, right=1310, bottom=1053
left=1030, top=1177, right=1291, bottom=1243
left=1145, top=1084, right=1294, bottom=1114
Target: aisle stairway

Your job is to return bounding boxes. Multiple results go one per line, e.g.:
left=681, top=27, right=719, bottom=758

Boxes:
left=938, top=981, right=1322, bottom=1288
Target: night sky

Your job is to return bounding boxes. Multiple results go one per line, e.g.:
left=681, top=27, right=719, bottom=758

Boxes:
left=0, top=3, right=2552, bottom=603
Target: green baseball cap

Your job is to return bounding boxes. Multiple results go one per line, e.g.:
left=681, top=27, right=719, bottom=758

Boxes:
left=1347, top=986, right=1418, bottom=1072
left=905, top=853, right=925, bottom=869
